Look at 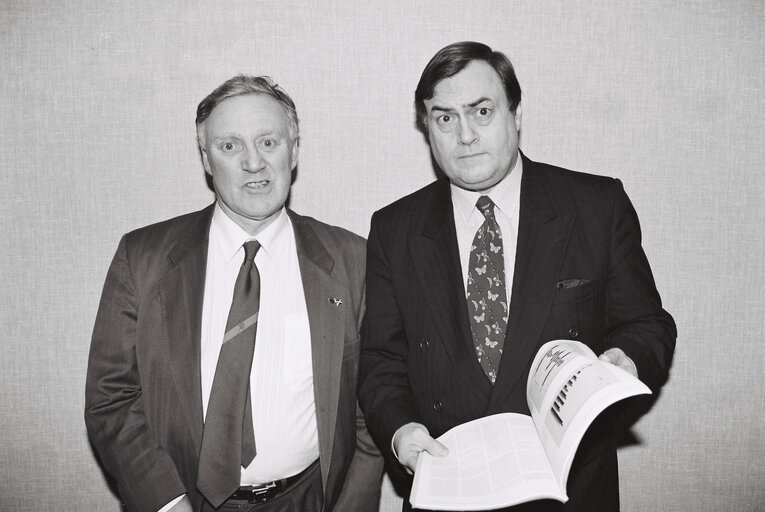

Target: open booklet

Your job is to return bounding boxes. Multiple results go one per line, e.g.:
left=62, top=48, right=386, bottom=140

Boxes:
left=409, top=339, right=650, bottom=511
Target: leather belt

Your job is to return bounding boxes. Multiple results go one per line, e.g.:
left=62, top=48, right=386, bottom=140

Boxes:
left=229, top=460, right=318, bottom=504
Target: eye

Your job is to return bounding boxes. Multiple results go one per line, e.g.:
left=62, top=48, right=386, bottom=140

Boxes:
left=259, top=138, right=278, bottom=150
left=472, top=106, right=494, bottom=125
left=219, top=140, right=241, bottom=152
left=435, top=114, right=455, bottom=130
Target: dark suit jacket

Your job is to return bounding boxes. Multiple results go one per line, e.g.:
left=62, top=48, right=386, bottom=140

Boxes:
left=85, top=205, right=382, bottom=512
left=358, top=153, right=676, bottom=511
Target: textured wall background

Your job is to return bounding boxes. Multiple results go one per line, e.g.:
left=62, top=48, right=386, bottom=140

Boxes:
left=1, top=1, right=762, bottom=510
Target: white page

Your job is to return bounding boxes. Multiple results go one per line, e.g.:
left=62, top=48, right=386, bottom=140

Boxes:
left=410, top=413, right=566, bottom=510
left=528, top=340, right=651, bottom=485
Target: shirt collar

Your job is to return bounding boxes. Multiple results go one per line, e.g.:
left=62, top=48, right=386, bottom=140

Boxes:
left=450, top=153, right=523, bottom=222
left=210, top=203, right=291, bottom=262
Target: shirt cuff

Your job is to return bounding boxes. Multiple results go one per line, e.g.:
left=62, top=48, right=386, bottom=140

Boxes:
left=157, top=494, right=184, bottom=512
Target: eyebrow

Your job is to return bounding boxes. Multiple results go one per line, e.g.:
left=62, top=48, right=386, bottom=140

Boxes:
left=210, top=129, right=275, bottom=142
left=429, top=97, right=493, bottom=113
left=210, top=134, right=240, bottom=142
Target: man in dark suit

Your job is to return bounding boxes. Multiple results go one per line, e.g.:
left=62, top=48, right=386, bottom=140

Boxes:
left=85, top=76, right=382, bottom=512
left=358, top=41, right=676, bottom=511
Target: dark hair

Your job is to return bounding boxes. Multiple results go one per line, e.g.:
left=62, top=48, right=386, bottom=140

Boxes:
left=414, top=41, right=521, bottom=132
left=195, top=75, right=299, bottom=145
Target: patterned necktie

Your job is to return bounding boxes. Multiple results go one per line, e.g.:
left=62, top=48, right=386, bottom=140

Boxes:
left=466, top=196, right=508, bottom=384
left=197, top=240, right=261, bottom=507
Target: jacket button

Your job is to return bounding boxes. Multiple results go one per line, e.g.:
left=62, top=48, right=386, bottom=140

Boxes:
left=433, top=400, right=443, bottom=412
left=419, top=338, right=429, bottom=350
left=568, top=328, right=579, bottom=338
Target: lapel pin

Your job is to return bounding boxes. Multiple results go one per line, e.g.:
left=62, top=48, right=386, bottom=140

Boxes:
left=328, top=297, right=343, bottom=306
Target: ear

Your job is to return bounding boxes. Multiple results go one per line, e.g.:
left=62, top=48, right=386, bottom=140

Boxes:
left=290, top=138, right=299, bottom=170
left=197, top=126, right=212, bottom=175
left=200, top=146, right=212, bottom=175
left=513, top=103, right=522, bottom=132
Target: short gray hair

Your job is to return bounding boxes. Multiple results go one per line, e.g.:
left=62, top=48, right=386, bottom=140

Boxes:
left=196, top=75, right=299, bottom=145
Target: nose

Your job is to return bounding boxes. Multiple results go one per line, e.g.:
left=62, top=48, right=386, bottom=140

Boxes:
left=241, top=147, right=264, bottom=172
left=457, top=117, right=478, bottom=145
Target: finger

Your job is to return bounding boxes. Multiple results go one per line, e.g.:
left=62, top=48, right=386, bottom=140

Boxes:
left=598, top=353, right=614, bottom=364
left=407, top=426, right=449, bottom=457
left=599, top=349, right=638, bottom=377
left=399, top=451, right=419, bottom=473
left=399, top=438, right=449, bottom=474
left=420, top=436, right=449, bottom=457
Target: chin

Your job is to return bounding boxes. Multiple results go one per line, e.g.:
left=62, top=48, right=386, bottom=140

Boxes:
left=461, top=173, right=495, bottom=186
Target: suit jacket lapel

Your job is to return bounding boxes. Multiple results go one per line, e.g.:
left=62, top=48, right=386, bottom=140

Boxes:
left=160, top=205, right=213, bottom=452
left=288, top=210, right=345, bottom=493
left=489, top=156, right=576, bottom=412
left=410, top=181, right=494, bottom=400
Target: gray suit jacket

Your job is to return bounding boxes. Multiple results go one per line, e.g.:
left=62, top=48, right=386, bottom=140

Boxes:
left=85, top=205, right=382, bottom=512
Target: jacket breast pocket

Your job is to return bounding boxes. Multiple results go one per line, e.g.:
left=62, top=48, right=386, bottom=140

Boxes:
left=546, top=279, right=599, bottom=342
left=552, top=278, right=595, bottom=304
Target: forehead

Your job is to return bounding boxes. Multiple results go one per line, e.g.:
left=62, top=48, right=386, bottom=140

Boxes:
left=426, top=60, right=506, bottom=110
left=204, top=93, right=290, bottom=136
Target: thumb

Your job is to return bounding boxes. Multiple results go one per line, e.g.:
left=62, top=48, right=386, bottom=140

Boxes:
left=420, top=436, right=449, bottom=458
left=598, top=352, right=614, bottom=364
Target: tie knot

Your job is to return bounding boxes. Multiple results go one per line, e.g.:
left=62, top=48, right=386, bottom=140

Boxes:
left=476, top=196, right=496, bottom=219
left=243, top=240, right=261, bottom=262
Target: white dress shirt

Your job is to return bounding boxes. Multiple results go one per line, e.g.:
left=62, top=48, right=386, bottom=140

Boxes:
left=160, top=206, right=319, bottom=512
left=450, top=155, right=523, bottom=310
left=201, top=204, right=319, bottom=483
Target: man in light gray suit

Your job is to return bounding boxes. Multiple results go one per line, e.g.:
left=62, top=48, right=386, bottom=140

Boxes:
left=86, top=75, right=382, bottom=512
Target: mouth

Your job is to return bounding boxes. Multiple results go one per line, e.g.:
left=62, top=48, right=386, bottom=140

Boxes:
left=244, top=180, right=270, bottom=189
left=457, top=152, right=486, bottom=161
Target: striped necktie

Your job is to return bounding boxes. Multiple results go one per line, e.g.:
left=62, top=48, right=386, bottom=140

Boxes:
left=197, top=240, right=260, bottom=507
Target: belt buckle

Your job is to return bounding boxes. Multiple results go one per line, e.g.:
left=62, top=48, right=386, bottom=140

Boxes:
left=247, top=481, right=278, bottom=504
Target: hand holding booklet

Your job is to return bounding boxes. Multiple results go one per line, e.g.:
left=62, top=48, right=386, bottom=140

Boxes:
left=409, top=340, right=650, bottom=511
